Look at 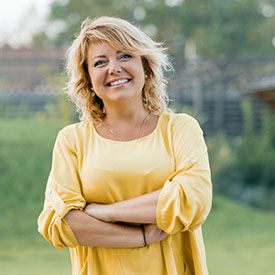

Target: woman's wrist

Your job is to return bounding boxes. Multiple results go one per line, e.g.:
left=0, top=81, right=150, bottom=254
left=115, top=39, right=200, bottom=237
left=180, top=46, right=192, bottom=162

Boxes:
left=138, top=225, right=146, bottom=247
left=141, top=224, right=148, bottom=247
left=124, top=223, right=146, bottom=248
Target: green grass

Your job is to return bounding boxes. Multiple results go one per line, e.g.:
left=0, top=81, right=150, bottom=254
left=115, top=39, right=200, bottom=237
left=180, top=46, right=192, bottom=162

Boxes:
left=1, top=118, right=275, bottom=275
left=0, top=118, right=65, bottom=239
left=204, top=196, right=275, bottom=275
left=0, top=239, right=70, bottom=275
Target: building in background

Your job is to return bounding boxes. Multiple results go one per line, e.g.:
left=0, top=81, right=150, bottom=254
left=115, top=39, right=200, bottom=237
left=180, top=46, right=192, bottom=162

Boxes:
left=1, top=46, right=274, bottom=136
left=0, top=46, right=64, bottom=118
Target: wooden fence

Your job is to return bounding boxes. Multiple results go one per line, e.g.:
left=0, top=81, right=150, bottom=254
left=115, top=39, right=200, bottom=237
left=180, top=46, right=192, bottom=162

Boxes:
left=0, top=91, right=268, bottom=138
left=173, top=93, right=267, bottom=137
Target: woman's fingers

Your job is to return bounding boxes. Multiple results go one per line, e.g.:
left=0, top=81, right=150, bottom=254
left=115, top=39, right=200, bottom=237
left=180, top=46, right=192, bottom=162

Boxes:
left=144, top=224, right=168, bottom=244
left=160, top=231, right=168, bottom=240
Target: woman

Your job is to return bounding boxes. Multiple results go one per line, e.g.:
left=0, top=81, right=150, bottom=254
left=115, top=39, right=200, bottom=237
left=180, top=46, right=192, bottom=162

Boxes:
left=38, top=16, right=212, bottom=275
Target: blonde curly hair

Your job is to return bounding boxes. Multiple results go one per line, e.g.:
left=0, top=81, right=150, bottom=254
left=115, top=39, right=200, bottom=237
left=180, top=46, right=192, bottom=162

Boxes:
left=65, top=16, right=173, bottom=122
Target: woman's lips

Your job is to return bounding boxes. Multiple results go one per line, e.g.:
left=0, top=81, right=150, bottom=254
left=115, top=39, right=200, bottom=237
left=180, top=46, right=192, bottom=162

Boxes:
left=106, top=79, right=131, bottom=87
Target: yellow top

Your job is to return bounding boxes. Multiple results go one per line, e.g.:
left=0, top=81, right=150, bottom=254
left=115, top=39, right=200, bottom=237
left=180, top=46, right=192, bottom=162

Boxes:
left=37, top=112, right=212, bottom=275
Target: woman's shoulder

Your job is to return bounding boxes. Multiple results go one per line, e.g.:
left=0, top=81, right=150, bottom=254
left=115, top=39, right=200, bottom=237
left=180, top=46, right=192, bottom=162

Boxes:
left=57, top=120, right=91, bottom=144
left=162, top=111, right=200, bottom=128
left=60, top=120, right=90, bottom=134
left=161, top=112, right=204, bottom=142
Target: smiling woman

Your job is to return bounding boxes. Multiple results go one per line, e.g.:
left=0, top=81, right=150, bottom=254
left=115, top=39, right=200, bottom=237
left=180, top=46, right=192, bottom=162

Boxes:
left=64, top=16, right=171, bottom=123
left=87, top=43, right=146, bottom=105
left=37, top=16, right=212, bottom=275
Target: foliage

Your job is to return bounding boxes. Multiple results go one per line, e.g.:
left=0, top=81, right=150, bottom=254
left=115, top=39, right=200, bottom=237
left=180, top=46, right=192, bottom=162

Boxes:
left=238, top=100, right=275, bottom=189
left=33, top=0, right=275, bottom=59
left=0, top=95, right=75, bottom=123
left=208, top=99, right=275, bottom=209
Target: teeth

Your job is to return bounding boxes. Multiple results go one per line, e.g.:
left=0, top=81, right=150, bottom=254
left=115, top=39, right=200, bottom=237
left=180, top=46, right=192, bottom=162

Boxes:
left=109, top=79, right=129, bottom=86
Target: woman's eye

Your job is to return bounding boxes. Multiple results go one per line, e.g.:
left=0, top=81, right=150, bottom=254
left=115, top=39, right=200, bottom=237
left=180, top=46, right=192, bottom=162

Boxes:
left=94, top=60, right=107, bottom=67
left=119, top=54, right=132, bottom=60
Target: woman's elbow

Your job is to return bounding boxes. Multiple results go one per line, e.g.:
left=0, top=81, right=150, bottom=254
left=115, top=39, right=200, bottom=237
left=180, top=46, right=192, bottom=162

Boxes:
left=38, top=210, right=80, bottom=248
left=186, top=198, right=212, bottom=232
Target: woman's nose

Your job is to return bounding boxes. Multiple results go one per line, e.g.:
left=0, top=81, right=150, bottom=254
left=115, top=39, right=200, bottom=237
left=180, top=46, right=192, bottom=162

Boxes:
left=108, top=60, right=122, bottom=75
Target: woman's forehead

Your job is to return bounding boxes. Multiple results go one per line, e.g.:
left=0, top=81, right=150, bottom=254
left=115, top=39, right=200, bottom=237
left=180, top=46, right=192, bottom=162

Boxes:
left=87, top=41, right=133, bottom=58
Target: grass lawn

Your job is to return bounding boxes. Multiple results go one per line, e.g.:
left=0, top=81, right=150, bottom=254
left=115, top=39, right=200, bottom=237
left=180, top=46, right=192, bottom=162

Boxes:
left=1, top=118, right=275, bottom=274
left=0, top=239, right=70, bottom=275
left=204, top=196, right=275, bottom=275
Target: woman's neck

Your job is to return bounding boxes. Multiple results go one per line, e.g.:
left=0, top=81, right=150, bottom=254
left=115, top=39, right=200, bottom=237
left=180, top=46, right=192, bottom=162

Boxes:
left=103, top=105, right=149, bottom=127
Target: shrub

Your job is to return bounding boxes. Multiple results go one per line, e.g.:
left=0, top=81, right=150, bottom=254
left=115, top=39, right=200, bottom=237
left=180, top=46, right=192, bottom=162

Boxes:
left=208, top=99, right=275, bottom=209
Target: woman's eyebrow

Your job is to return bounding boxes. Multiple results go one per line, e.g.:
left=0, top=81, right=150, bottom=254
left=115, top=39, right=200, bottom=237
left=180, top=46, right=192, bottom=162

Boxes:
left=92, top=55, right=106, bottom=61
left=92, top=51, right=123, bottom=61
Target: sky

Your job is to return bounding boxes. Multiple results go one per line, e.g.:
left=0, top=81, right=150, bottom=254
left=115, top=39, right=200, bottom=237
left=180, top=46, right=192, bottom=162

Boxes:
left=0, top=0, right=53, bottom=47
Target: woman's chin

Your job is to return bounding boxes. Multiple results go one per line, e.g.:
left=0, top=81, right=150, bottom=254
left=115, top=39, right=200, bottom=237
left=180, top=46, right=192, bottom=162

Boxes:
left=104, top=90, right=142, bottom=103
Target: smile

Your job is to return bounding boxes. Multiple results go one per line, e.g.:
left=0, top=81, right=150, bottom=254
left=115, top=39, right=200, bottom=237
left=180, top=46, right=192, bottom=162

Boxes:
left=107, top=79, right=131, bottom=87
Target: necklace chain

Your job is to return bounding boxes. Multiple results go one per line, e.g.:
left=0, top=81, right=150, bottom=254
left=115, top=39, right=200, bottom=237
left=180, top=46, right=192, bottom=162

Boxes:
left=104, top=113, right=151, bottom=141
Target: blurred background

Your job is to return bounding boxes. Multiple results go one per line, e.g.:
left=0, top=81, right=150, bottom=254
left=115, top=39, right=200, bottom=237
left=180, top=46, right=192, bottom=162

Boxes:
left=0, top=0, right=275, bottom=274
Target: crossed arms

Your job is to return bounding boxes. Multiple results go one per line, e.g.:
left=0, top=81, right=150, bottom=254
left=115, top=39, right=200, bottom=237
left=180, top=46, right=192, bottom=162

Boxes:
left=38, top=117, right=212, bottom=249
left=64, top=189, right=168, bottom=248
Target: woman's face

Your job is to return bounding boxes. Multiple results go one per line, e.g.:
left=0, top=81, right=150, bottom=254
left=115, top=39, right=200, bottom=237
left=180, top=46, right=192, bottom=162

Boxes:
left=87, top=42, right=146, bottom=104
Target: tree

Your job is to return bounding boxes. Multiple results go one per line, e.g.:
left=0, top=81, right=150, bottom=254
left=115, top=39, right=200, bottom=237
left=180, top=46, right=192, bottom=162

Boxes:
left=34, top=0, right=275, bottom=59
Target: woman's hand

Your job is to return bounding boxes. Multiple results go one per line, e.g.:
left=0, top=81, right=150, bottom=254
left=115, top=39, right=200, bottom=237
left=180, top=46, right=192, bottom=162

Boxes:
left=144, top=224, right=168, bottom=245
left=84, top=203, right=113, bottom=222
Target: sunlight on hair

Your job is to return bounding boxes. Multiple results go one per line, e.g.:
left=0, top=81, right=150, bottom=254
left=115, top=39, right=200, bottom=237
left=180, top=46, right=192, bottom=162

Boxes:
left=65, top=16, right=173, bottom=122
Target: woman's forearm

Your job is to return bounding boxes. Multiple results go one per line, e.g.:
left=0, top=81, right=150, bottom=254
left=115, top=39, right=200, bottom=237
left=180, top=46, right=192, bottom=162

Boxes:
left=110, top=189, right=161, bottom=224
left=85, top=189, right=161, bottom=224
left=64, top=210, right=144, bottom=248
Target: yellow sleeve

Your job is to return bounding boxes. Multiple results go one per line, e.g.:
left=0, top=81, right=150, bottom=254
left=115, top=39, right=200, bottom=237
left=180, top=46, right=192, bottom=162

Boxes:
left=156, top=115, right=212, bottom=234
left=37, top=130, right=86, bottom=248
